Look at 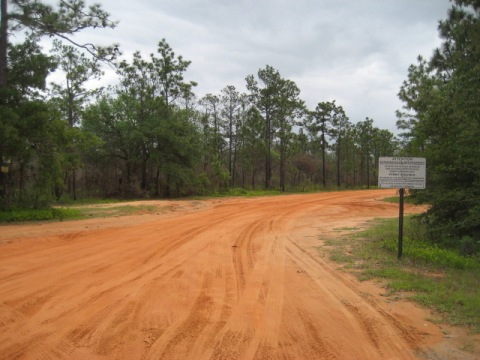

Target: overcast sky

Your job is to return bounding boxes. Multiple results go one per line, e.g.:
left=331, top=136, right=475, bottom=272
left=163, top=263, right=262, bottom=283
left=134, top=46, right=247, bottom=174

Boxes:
left=62, top=0, right=452, bottom=133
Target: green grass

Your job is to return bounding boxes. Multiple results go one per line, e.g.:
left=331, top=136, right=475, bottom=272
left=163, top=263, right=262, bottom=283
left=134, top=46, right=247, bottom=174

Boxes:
left=192, top=188, right=285, bottom=199
left=0, top=208, right=83, bottom=222
left=322, top=216, right=480, bottom=333
left=0, top=204, right=163, bottom=223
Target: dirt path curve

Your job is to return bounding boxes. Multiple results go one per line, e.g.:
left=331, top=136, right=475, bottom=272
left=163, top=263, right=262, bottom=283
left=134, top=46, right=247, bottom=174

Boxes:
left=0, top=189, right=460, bottom=359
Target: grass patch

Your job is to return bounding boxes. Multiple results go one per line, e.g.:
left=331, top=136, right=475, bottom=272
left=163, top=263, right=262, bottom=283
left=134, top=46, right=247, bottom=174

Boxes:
left=74, top=204, right=162, bottom=219
left=193, top=188, right=284, bottom=199
left=329, top=249, right=356, bottom=265
left=0, top=208, right=82, bottom=222
left=323, top=216, right=480, bottom=332
left=0, top=204, right=162, bottom=223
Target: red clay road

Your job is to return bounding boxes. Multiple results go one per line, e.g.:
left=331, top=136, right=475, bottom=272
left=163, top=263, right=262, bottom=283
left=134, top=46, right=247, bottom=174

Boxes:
left=0, top=189, right=474, bottom=359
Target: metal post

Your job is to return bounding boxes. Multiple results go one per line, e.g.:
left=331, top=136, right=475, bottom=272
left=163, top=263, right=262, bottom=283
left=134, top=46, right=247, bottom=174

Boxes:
left=398, top=188, right=404, bottom=259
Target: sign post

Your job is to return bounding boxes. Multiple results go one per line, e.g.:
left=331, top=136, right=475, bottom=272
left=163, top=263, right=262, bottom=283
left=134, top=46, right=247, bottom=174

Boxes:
left=378, top=157, right=426, bottom=259
left=398, top=187, right=404, bottom=259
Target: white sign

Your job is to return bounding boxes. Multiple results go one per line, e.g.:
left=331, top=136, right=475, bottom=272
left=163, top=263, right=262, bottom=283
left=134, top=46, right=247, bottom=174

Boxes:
left=378, top=157, right=426, bottom=189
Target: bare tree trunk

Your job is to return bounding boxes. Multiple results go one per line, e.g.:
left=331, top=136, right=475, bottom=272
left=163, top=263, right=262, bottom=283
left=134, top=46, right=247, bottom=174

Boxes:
left=264, top=112, right=272, bottom=189
left=70, top=170, right=77, bottom=201
left=232, top=142, right=237, bottom=187
left=336, top=140, right=341, bottom=187
left=228, top=122, right=233, bottom=185
left=280, top=141, right=286, bottom=192
left=252, top=165, right=256, bottom=190
left=366, top=155, right=370, bottom=189
left=321, top=135, right=326, bottom=188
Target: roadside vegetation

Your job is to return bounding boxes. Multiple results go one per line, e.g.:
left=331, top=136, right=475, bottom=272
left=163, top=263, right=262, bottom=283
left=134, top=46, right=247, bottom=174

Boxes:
left=195, top=188, right=285, bottom=198
left=325, top=213, right=480, bottom=333
left=0, top=188, right=291, bottom=223
left=0, top=208, right=82, bottom=222
left=0, top=203, right=165, bottom=223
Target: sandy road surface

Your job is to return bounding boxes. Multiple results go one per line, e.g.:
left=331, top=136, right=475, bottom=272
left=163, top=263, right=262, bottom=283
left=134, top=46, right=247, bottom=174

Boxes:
left=0, top=189, right=472, bottom=359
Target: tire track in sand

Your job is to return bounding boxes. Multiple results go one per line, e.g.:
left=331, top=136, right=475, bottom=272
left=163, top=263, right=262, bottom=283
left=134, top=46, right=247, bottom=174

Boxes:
left=284, top=235, right=421, bottom=359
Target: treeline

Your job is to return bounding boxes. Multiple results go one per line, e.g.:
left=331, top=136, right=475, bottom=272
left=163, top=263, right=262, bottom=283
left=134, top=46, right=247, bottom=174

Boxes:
left=81, top=60, right=396, bottom=199
left=0, top=1, right=398, bottom=207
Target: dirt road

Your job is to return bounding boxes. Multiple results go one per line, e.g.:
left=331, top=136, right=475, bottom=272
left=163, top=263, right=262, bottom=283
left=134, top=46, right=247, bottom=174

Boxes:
left=0, top=190, right=468, bottom=359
